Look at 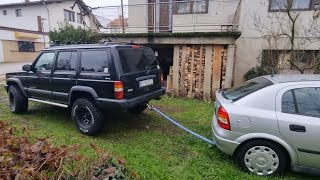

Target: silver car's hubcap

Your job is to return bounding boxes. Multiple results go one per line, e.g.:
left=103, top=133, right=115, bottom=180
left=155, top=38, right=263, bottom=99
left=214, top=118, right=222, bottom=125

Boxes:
left=244, top=146, right=279, bottom=176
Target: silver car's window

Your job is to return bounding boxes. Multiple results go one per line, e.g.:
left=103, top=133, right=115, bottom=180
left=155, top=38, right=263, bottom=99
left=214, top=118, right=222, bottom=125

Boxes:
left=223, top=77, right=273, bottom=101
left=282, top=90, right=297, bottom=114
left=282, top=88, right=320, bottom=118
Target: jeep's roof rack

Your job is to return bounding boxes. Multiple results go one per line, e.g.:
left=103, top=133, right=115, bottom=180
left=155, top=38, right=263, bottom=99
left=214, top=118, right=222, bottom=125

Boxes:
left=48, top=39, right=140, bottom=49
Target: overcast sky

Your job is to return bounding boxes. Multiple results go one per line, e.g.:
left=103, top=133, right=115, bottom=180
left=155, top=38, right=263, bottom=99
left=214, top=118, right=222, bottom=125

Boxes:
left=0, top=0, right=128, bottom=7
left=0, top=0, right=129, bottom=24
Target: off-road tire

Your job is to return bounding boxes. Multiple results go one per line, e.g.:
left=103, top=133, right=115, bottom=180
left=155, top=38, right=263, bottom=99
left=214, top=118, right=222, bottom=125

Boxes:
left=8, top=85, right=28, bottom=114
left=234, top=140, right=288, bottom=176
left=127, top=103, right=147, bottom=114
left=71, top=98, right=104, bottom=136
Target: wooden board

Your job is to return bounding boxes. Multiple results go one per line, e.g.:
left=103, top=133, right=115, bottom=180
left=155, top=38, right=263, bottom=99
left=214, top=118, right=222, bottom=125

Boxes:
left=172, top=45, right=180, bottom=97
left=188, top=45, right=195, bottom=98
left=179, top=45, right=188, bottom=97
left=203, top=45, right=213, bottom=101
left=211, top=45, right=224, bottom=98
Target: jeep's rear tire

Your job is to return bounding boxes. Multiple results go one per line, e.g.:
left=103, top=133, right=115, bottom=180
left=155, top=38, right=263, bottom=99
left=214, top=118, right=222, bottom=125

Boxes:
left=127, top=103, right=147, bottom=114
left=71, top=98, right=104, bottom=136
left=8, top=85, right=28, bottom=114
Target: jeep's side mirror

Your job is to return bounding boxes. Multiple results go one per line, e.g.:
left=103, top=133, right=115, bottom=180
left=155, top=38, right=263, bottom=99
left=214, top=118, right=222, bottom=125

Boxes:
left=22, top=64, right=32, bottom=72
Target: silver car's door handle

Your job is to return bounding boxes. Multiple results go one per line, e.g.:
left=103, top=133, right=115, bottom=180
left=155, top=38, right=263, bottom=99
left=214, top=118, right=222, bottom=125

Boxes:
left=289, top=124, right=306, bottom=133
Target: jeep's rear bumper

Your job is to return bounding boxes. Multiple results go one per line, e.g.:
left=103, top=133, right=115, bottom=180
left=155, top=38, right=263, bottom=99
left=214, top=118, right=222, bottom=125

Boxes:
left=95, top=88, right=166, bottom=110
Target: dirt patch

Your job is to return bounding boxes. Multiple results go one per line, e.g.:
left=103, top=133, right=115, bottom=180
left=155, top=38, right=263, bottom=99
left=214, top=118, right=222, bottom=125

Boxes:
left=0, top=76, right=5, bottom=84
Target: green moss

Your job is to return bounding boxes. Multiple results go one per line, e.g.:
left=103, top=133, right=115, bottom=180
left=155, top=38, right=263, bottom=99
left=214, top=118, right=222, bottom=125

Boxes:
left=94, top=31, right=242, bottom=39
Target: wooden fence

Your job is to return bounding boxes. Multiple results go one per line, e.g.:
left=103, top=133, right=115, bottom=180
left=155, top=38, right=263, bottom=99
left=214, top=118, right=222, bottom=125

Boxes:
left=166, top=44, right=228, bottom=101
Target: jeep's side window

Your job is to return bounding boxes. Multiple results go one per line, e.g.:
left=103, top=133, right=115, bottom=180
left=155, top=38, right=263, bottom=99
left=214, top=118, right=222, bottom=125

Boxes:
left=81, top=50, right=108, bottom=73
left=34, top=52, right=55, bottom=71
left=56, top=51, right=78, bottom=71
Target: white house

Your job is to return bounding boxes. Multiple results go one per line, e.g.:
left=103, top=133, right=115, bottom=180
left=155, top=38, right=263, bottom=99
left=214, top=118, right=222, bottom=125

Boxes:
left=0, top=0, right=100, bottom=63
left=234, top=0, right=320, bottom=85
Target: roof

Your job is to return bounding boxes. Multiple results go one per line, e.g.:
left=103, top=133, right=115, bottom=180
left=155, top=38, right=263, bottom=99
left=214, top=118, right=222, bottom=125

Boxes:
left=264, top=74, right=320, bottom=83
left=107, top=17, right=129, bottom=28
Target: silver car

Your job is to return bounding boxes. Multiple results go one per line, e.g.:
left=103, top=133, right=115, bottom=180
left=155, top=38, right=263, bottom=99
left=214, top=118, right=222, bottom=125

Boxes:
left=212, top=74, right=320, bottom=176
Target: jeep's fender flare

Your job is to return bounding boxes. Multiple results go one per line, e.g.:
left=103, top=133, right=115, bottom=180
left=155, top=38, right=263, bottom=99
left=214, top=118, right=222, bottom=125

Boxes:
left=6, top=78, right=28, bottom=97
left=69, top=86, right=99, bottom=104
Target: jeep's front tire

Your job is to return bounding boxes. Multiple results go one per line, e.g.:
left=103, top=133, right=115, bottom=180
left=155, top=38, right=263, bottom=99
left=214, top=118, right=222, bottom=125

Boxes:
left=127, top=103, right=147, bottom=114
left=71, top=98, right=104, bottom=136
left=8, top=85, right=28, bottom=114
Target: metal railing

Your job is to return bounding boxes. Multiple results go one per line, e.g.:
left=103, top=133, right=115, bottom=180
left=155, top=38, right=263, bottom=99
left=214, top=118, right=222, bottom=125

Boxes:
left=92, top=0, right=240, bottom=34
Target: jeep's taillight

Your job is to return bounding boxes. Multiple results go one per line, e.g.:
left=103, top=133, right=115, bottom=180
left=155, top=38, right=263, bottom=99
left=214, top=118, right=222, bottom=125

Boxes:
left=217, top=106, right=231, bottom=131
left=132, top=45, right=140, bottom=49
left=114, top=81, right=124, bottom=100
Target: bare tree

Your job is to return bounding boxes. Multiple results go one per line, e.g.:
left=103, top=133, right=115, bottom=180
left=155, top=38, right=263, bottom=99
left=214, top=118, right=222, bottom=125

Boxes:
left=251, top=0, right=320, bottom=74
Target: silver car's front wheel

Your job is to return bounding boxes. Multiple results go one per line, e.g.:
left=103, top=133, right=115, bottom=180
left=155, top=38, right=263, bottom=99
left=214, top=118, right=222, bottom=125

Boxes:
left=235, top=140, right=288, bottom=176
left=244, top=146, right=279, bottom=176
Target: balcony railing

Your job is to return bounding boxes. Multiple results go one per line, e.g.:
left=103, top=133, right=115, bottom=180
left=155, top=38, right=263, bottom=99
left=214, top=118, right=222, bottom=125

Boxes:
left=92, top=0, right=240, bottom=34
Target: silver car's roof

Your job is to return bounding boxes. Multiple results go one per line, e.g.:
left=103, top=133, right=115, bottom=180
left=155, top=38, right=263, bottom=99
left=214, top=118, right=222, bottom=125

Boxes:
left=263, top=74, right=320, bottom=84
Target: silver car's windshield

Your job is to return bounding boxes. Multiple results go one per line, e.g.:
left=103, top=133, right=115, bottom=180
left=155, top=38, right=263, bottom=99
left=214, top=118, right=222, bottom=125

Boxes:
left=223, top=77, right=274, bottom=101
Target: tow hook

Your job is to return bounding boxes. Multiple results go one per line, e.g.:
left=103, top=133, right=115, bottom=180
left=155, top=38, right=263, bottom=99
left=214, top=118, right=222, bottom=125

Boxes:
left=146, top=103, right=215, bottom=145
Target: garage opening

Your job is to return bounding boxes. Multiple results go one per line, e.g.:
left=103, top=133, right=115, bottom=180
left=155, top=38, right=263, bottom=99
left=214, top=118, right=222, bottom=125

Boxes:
left=145, top=44, right=174, bottom=86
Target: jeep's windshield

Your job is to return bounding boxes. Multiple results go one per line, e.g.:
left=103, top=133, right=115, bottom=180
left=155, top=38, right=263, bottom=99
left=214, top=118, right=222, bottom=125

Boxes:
left=117, top=47, right=158, bottom=74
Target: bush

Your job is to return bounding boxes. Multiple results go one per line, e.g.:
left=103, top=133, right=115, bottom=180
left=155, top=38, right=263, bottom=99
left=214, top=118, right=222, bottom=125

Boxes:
left=244, top=66, right=271, bottom=81
left=0, top=121, right=138, bottom=179
left=49, top=23, right=96, bottom=44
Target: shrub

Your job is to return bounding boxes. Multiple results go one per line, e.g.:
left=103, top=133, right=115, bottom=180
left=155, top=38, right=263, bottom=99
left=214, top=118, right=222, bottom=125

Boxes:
left=49, top=23, right=96, bottom=44
left=244, top=66, right=271, bottom=81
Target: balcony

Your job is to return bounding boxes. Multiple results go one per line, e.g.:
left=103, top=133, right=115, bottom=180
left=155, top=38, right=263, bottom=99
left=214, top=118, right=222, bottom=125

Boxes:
left=94, top=0, right=240, bottom=34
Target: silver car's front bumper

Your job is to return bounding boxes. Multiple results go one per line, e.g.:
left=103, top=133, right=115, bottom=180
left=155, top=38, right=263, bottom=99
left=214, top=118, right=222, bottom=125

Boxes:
left=212, top=115, right=240, bottom=156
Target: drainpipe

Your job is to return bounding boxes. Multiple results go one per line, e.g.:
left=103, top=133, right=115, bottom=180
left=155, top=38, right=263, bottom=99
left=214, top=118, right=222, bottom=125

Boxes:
left=43, top=1, right=51, bottom=31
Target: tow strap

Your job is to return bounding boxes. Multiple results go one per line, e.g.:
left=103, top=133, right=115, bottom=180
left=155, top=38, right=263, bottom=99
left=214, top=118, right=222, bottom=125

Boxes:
left=146, top=104, right=215, bottom=145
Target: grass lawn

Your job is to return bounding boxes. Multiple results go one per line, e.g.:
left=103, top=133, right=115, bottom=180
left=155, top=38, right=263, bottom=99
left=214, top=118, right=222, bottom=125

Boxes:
left=0, top=87, right=315, bottom=180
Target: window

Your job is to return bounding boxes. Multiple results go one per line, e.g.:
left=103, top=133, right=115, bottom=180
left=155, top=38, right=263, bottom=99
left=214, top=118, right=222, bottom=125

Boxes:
left=64, top=10, right=75, bottom=22
left=56, top=51, right=78, bottom=71
left=18, top=41, right=35, bottom=52
left=16, top=9, right=21, bottom=17
left=282, top=88, right=320, bottom=118
left=270, top=0, right=312, bottom=11
left=118, top=47, right=158, bottom=74
left=282, top=90, right=297, bottom=114
left=77, top=13, right=83, bottom=24
left=222, top=77, right=273, bottom=101
left=312, top=0, right=320, bottom=9
left=34, top=52, right=55, bottom=71
left=3, top=10, right=7, bottom=15
left=175, top=0, right=209, bottom=14
left=81, top=50, right=108, bottom=73
left=222, top=77, right=274, bottom=101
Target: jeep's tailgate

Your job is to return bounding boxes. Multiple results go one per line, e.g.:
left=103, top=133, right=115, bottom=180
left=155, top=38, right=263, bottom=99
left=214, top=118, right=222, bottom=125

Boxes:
left=117, top=46, right=162, bottom=99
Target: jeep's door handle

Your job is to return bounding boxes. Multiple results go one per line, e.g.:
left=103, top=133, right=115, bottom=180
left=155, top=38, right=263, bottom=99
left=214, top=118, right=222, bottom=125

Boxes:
left=289, top=124, right=306, bottom=133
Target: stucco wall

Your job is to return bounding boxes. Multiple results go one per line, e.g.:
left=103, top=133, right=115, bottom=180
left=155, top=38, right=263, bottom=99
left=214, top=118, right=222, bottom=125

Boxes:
left=172, top=0, right=240, bottom=32
left=234, top=0, right=320, bottom=85
left=46, top=1, right=98, bottom=31
left=0, top=4, right=49, bottom=32
left=0, top=1, right=98, bottom=32
left=0, top=41, right=4, bottom=63
left=127, top=0, right=148, bottom=33
left=2, top=40, right=43, bottom=63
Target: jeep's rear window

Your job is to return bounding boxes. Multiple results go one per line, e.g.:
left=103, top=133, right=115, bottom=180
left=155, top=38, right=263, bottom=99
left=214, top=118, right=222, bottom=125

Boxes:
left=222, top=77, right=273, bottom=101
left=118, top=47, right=158, bottom=74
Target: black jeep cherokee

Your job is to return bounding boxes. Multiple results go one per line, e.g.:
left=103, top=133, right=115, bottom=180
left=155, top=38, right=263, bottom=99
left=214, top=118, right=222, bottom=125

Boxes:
left=4, top=44, right=165, bottom=135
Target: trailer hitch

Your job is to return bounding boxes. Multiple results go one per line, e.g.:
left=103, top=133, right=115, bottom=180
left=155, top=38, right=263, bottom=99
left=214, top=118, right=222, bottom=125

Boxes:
left=146, top=103, right=215, bottom=145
